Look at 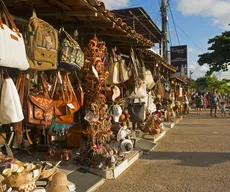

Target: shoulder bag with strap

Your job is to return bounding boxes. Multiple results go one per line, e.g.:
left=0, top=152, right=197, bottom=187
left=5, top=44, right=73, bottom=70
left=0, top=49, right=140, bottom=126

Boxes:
left=0, top=0, right=29, bottom=70
left=26, top=10, right=58, bottom=70
left=52, top=72, right=80, bottom=124
left=107, top=48, right=120, bottom=84
left=26, top=73, right=54, bottom=127
left=59, top=29, right=84, bottom=71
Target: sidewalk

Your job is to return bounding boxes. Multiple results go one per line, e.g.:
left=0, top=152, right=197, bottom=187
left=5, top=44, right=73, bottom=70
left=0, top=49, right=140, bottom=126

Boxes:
left=94, top=111, right=230, bottom=192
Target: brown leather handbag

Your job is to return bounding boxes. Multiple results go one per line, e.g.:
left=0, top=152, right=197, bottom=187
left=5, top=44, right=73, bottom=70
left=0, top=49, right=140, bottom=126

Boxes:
left=52, top=72, right=80, bottom=124
left=26, top=73, right=53, bottom=127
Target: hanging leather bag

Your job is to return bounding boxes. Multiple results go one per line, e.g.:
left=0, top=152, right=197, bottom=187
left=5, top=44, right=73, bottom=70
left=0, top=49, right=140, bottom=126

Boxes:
left=0, top=0, right=29, bottom=70
left=26, top=73, right=54, bottom=127
left=145, top=70, right=155, bottom=90
left=107, top=49, right=120, bottom=84
left=156, top=80, right=165, bottom=96
left=137, top=54, right=146, bottom=81
left=26, top=10, right=58, bottom=70
left=52, top=72, right=80, bottom=124
left=59, top=29, right=84, bottom=71
left=117, top=50, right=129, bottom=82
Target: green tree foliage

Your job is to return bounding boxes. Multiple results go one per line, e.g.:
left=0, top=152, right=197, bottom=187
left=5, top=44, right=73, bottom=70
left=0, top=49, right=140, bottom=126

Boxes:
left=195, top=77, right=208, bottom=91
left=198, top=31, right=230, bottom=75
left=195, top=75, right=230, bottom=94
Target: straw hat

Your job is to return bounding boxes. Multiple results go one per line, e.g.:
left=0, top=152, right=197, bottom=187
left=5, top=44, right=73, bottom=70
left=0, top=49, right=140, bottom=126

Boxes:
left=112, top=85, right=120, bottom=101
left=46, top=173, right=75, bottom=192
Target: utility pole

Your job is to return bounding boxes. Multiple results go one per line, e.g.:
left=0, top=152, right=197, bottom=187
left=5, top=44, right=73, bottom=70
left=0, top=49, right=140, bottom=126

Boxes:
left=161, top=0, right=168, bottom=61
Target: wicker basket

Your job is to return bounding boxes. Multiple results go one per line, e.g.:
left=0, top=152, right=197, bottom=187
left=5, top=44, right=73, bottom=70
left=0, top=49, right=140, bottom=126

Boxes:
left=3, top=165, right=41, bottom=188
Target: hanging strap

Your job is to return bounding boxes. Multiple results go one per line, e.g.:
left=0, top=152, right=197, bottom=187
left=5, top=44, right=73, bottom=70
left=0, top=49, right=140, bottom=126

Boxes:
left=0, top=0, right=21, bottom=37
left=74, top=71, right=83, bottom=93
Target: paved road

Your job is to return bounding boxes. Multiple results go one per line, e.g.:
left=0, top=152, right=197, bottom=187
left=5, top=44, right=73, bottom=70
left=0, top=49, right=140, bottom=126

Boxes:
left=95, top=111, right=230, bottom=192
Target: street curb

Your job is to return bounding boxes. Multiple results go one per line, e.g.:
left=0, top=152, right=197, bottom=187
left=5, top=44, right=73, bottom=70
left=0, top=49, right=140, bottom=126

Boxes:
left=154, top=131, right=166, bottom=143
left=86, top=178, right=106, bottom=192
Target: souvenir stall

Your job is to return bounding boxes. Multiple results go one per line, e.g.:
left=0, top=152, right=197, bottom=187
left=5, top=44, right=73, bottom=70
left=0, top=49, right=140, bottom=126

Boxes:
left=0, top=0, right=156, bottom=190
left=170, top=77, right=187, bottom=117
left=134, top=49, right=177, bottom=124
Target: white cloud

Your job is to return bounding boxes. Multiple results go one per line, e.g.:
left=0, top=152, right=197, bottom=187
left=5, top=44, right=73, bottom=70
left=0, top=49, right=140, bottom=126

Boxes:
left=176, top=0, right=230, bottom=29
left=189, top=60, right=230, bottom=80
left=188, top=47, right=203, bottom=55
left=103, top=0, right=129, bottom=9
left=189, top=60, right=209, bottom=79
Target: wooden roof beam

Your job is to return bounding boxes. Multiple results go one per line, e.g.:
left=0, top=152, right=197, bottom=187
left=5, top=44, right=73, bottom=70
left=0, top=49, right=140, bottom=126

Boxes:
left=129, top=10, right=160, bottom=43
left=38, top=10, right=98, bottom=17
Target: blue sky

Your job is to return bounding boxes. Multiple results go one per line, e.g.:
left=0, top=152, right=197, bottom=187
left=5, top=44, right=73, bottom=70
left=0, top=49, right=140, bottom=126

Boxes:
left=104, top=0, right=230, bottom=79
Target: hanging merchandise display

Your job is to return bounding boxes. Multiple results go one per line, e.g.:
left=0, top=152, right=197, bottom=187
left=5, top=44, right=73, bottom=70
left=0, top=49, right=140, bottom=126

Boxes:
left=26, top=10, right=58, bottom=70
left=59, top=29, right=84, bottom=71
left=107, top=48, right=120, bottom=84
left=156, top=79, right=165, bottom=96
left=119, top=58, right=129, bottom=83
left=0, top=0, right=29, bottom=70
left=140, top=113, right=163, bottom=136
left=137, top=53, right=146, bottom=81
left=128, top=101, right=146, bottom=123
left=26, top=73, right=53, bottom=127
left=107, top=48, right=129, bottom=84
left=128, top=82, right=147, bottom=99
left=51, top=71, right=80, bottom=124
left=128, top=48, right=147, bottom=99
left=79, top=34, right=118, bottom=170
left=0, top=71, right=24, bottom=124
left=74, top=71, right=84, bottom=107
left=145, top=70, right=155, bottom=90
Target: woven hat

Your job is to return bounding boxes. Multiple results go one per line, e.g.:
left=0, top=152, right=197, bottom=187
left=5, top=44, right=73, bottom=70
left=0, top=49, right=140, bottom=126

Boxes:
left=46, top=173, right=75, bottom=192
left=120, top=139, right=133, bottom=154
left=112, top=85, right=120, bottom=101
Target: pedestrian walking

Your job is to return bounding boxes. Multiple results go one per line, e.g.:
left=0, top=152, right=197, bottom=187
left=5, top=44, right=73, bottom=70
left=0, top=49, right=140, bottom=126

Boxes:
left=183, top=92, right=189, bottom=114
left=202, top=92, right=208, bottom=111
left=209, top=89, right=219, bottom=117
left=196, top=92, right=203, bottom=115
left=220, top=101, right=226, bottom=116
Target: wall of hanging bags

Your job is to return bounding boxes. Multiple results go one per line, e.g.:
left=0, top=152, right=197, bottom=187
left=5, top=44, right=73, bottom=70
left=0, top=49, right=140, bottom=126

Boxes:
left=0, top=1, right=86, bottom=149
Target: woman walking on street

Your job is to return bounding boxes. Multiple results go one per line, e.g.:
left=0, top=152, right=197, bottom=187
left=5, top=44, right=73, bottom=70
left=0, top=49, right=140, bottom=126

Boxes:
left=196, top=92, right=203, bottom=115
left=209, top=89, right=218, bottom=117
left=203, top=92, right=208, bottom=111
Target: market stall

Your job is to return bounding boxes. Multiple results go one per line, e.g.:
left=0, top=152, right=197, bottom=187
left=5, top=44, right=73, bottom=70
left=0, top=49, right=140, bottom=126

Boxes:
left=0, top=0, right=166, bottom=190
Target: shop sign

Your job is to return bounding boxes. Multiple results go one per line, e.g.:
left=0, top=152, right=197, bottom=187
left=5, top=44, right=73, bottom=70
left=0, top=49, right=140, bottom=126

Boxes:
left=170, top=45, right=188, bottom=76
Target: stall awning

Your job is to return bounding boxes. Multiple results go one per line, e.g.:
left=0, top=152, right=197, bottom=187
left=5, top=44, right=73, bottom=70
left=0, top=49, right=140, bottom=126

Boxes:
left=137, top=49, right=177, bottom=73
left=111, top=7, right=162, bottom=43
left=4, top=0, right=154, bottom=48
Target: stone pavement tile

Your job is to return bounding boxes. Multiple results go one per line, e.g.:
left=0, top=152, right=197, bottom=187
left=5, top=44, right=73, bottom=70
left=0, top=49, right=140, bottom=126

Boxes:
left=67, top=168, right=104, bottom=191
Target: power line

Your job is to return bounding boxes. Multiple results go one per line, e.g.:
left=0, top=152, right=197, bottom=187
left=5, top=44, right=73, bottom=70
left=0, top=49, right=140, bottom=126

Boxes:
left=175, top=24, right=205, bottom=53
left=168, top=4, right=180, bottom=45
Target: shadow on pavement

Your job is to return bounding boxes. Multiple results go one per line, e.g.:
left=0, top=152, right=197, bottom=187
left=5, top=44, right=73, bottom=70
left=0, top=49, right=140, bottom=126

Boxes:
left=141, top=151, right=230, bottom=167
